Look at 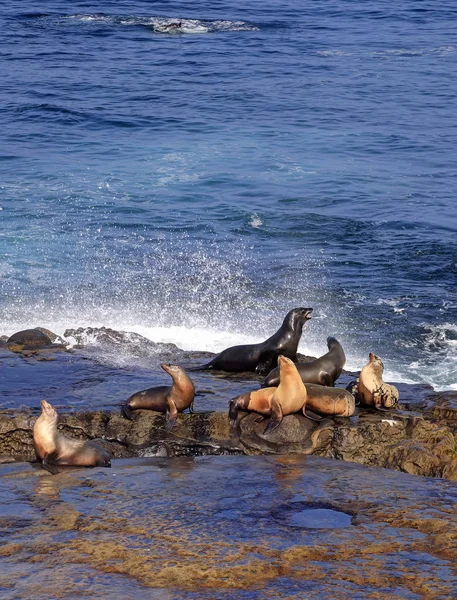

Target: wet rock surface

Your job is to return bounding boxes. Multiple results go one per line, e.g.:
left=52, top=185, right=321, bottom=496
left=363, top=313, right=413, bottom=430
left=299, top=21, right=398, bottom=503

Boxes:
left=0, top=326, right=456, bottom=480
left=0, top=456, right=456, bottom=599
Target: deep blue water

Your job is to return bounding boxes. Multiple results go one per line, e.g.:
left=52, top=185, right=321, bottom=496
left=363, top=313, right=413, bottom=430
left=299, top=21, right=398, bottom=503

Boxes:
left=1, top=0, right=456, bottom=390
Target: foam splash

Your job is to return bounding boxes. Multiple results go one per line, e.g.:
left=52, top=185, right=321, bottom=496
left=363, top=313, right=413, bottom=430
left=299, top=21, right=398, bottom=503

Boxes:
left=249, top=213, right=263, bottom=229
left=56, top=14, right=258, bottom=34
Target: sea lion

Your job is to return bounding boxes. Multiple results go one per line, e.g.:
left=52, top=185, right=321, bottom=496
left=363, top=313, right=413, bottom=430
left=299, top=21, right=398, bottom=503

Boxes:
left=229, top=355, right=308, bottom=434
left=263, top=336, right=346, bottom=387
left=304, top=383, right=355, bottom=417
left=357, top=352, right=399, bottom=409
left=121, top=364, right=195, bottom=430
left=33, top=400, right=111, bottom=474
left=193, top=307, right=313, bottom=375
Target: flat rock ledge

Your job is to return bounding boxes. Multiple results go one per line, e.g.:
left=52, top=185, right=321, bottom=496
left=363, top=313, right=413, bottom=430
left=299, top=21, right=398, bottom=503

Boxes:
left=0, top=403, right=456, bottom=480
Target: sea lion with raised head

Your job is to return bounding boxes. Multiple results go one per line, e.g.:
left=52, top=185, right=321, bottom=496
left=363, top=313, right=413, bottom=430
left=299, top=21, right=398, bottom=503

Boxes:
left=264, top=355, right=308, bottom=433
left=263, top=336, right=346, bottom=388
left=121, top=364, right=195, bottom=430
left=33, top=400, right=111, bottom=474
left=304, top=383, right=355, bottom=418
left=357, top=352, right=399, bottom=409
left=193, top=307, right=313, bottom=375
left=229, top=355, right=308, bottom=435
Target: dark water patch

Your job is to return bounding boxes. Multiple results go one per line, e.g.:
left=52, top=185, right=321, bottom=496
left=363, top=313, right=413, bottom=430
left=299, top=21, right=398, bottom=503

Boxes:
left=290, top=507, right=352, bottom=529
left=273, top=501, right=353, bottom=529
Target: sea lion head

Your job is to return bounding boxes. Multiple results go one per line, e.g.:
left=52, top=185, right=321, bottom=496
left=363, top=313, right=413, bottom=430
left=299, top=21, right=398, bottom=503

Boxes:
left=228, top=393, right=250, bottom=427
left=368, top=352, right=384, bottom=373
left=287, top=307, right=313, bottom=328
left=40, top=400, right=58, bottom=424
left=277, top=354, right=294, bottom=369
left=160, top=363, right=184, bottom=376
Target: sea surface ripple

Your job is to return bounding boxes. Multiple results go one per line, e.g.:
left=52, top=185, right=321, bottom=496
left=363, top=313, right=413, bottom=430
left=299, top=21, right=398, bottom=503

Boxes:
left=1, top=0, right=456, bottom=390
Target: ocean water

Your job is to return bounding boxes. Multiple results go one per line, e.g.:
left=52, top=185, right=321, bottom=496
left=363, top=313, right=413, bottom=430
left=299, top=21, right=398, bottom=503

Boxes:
left=1, top=0, right=456, bottom=390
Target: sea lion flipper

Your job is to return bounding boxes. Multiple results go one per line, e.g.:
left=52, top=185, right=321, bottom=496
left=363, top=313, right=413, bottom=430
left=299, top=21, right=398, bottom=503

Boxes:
left=121, top=404, right=134, bottom=420
left=42, top=451, right=61, bottom=475
left=188, top=361, right=213, bottom=372
left=320, top=371, right=333, bottom=387
left=228, top=399, right=238, bottom=427
left=302, top=407, right=324, bottom=422
left=263, top=397, right=283, bottom=435
left=255, top=354, right=275, bottom=376
left=166, top=398, right=178, bottom=431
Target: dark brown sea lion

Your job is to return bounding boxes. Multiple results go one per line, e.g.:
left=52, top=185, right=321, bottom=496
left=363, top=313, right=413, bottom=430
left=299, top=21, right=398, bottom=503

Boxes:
left=229, top=355, right=308, bottom=434
left=304, top=383, right=355, bottom=417
left=193, top=307, right=313, bottom=375
left=121, top=364, right=195, bottom=430
left=357, top=352, right=399, bottom=409
left=263, top=336, right=346, bottom=387
left=33, top=400, right=111, bottom=474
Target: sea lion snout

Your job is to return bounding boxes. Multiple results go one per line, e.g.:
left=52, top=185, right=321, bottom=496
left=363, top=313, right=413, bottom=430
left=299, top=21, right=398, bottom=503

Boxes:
left=277, top=355, right=293, bottom=367
left=160, top=363, right=181, bottom=374
left=301, top=308, right=313, bottom=319
left=40, top=399, right=57, bottom=418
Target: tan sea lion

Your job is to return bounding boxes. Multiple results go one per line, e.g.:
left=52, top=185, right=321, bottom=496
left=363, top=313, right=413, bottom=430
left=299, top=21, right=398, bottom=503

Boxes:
left=265, top=355, right=308, bottom=433
left=121, top=364, right=195, bottom=430
left=33, top=400, right=111, bottom=474
left=358, top=352, right=399, bottom=409
left=229, top=355, right=307, bottom=435
left=304, top=383, right=355, bottom=417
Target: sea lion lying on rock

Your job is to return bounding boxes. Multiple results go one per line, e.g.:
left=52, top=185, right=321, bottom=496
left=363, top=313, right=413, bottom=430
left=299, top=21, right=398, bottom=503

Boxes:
left=229, top=355, right=307, bottom=434
left=350, top=352, right=399, bottom=409
left=121, top=364, right=195, bottom=430
left=193, top=307, right=313, bottom=375
left=304, top=383, right=355, bottom=417
left=33, top=400, right=111, bottom=474
left=263, top=336, right=346, bottom=387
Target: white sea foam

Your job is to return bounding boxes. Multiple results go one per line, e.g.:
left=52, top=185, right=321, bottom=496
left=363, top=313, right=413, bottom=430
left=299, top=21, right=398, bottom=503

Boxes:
left=2, top=312, right=455, bottom=390
left=58, top=14, right=257, bottom=34
left=249, top=213, right=263, bottom=228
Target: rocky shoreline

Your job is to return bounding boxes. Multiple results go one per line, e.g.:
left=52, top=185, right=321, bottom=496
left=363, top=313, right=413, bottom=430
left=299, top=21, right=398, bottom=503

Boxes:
left=1, top=326, right=456, bottom=480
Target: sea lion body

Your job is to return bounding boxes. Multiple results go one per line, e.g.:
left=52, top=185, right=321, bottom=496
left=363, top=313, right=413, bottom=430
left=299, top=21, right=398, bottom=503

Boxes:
left=304, top=383, right=355, bottom=417
left=263, top=336, right=346, bottom=387
left=33, top=400, right=111, bottom=473
left=121, top=364, right=195, bottom=430
left=195, top=307, right=313, bottom=375
left=358, top=353, right=399, bottom=409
